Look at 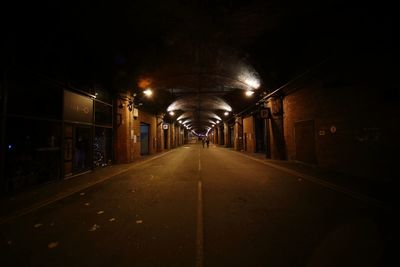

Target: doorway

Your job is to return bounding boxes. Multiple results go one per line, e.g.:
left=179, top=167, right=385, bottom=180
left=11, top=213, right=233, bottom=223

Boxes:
left=255, top=115, right=266, bottom=153
left=295, top=120, right=317, bottom=164
left=140, top=123, right=150, bottom=155
left=64, top=124, right=92, bottom=177
left=230, top=126, right=234, bottom=148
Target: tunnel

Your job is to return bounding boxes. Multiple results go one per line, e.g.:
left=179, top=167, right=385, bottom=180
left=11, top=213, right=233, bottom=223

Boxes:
left=0, top=1, right=397, bottom=266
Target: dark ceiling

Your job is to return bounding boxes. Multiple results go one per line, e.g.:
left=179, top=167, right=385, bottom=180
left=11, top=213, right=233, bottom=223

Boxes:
left=3, top=0, right=395, bottom=134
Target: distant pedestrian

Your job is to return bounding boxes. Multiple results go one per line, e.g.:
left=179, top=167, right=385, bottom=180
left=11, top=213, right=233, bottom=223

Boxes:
left=202, top=138, right=205, bottom=148
left=206, top=138, right=210, bottom=148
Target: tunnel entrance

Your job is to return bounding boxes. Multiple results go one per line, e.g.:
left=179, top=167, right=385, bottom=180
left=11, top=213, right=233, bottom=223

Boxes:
left=140, top=123, right=150, bottom=155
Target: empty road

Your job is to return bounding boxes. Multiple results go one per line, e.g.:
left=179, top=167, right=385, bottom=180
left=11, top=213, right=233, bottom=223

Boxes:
left=0, top=144, right=393, bottom=266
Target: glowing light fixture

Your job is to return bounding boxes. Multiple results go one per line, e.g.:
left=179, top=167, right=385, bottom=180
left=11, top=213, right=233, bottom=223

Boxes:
left=216, top=120, right=220, bottom=124
left=239, top=72, right=260, bottom=89
left=224, top=111, right=229, bottom=116
left=178, top=120, right=182, bottom=124
left=169, top=111, right=175, bottom=116
left=143, top=88, right=153, bottom=97
left=245, top=78, right=260, bottom=89
left=245, top=90, right=255, bottom=97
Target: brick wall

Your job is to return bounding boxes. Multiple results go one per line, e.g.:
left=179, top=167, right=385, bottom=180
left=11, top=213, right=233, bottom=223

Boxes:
left=283, top=78, right=399, bottom=181
left=243, top=116, right=255, bottom=153
left=139, top=111, right=157, bottom=155
left=234, top=116, right=243, bottom=151
left=114, top=94, right=139, bottom=163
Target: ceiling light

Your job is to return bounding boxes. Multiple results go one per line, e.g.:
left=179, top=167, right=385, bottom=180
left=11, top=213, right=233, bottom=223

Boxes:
left=224, top=111, right=229, bottom=116
left=169, top=111, right=175, bottom=116
left=245, top=78, right=260, bottom=89
left=245, top=90, right=255, bottom=97
left=216, top=120, right=220, bottom=124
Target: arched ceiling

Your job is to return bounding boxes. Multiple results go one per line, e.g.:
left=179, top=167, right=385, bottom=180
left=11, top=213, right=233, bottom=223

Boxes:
left=6, top=0, right=392, bottom=135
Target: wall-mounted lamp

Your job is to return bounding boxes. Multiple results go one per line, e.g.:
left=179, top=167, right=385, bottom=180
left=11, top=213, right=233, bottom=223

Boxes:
left=143, top=88, right=153, bottom=97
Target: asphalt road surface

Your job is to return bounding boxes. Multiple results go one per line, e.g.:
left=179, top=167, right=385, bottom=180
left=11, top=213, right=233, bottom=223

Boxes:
left=0, top=144, right=393, bottom=266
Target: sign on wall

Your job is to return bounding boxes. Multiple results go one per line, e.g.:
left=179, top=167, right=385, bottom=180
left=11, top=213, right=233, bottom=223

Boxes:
left=64, top=90, right=93, bottom=123
left=260, top=108, right=271, bottom=119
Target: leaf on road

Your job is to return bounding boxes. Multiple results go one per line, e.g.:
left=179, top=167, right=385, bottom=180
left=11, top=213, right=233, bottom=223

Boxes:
left=97, top=211, right=104, bottom=214
left=48, top=242, right=59, bottom=248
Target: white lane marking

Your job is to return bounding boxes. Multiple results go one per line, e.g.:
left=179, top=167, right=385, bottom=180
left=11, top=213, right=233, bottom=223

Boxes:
left=233, top=151, right=387, bottom=209
left=196, top=180, right=204, bottom=267
left=198, top=149, right=201, bottom=171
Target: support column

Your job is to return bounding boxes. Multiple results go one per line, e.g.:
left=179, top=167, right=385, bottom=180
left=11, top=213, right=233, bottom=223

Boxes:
left=267, top=96, right=286, bottom=160
left=156, top=115, right=163, bottom=152
left=234, top=116, right=243, bottom=151
left=170, top=122, right=175, bottom=148
left=114, top=92, right=136, bottom=163
left=217, top=125, right=223, bottom=145
left=224, top=122, right=229, bottom=147
left=165, top=123, right=171, bottom=150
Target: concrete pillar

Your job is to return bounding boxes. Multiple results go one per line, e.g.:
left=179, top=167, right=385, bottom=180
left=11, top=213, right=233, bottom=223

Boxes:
left=114, top=92, right=136, bottom=163
left=156, top=115, right=163, bottom=152
left=243, top=115, right=256, bottom=153
left=170, top=122, right=175, bottom=148
left=234, top=116, right=243, bottom=151
left=224, top=122, right=229, bottom=147
left=217, top=125, right=223, bottom=145
left=267, top=96, right=286, bottom=160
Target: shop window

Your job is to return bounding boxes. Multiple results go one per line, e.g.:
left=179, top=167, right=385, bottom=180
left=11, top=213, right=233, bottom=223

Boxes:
left=94, top=101, right=112, bottom=126
left=5, top=118, right=61, bottom=191
left=94, top=127, right=112, bottom=167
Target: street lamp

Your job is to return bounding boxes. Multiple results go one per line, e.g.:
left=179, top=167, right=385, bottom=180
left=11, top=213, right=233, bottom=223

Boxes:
left=143, top=88, right=153, bottom=97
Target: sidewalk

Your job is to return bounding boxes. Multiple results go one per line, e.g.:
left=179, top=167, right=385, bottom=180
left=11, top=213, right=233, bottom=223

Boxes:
left=0, top=151, right=172, bottom=225
left=230, top=148, right=393, bottom=209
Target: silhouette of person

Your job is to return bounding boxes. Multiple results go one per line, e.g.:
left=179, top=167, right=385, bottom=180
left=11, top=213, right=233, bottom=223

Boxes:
left=202, top=138, right=205, bottom=148
left=206, top=138, right=210, bottom=148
